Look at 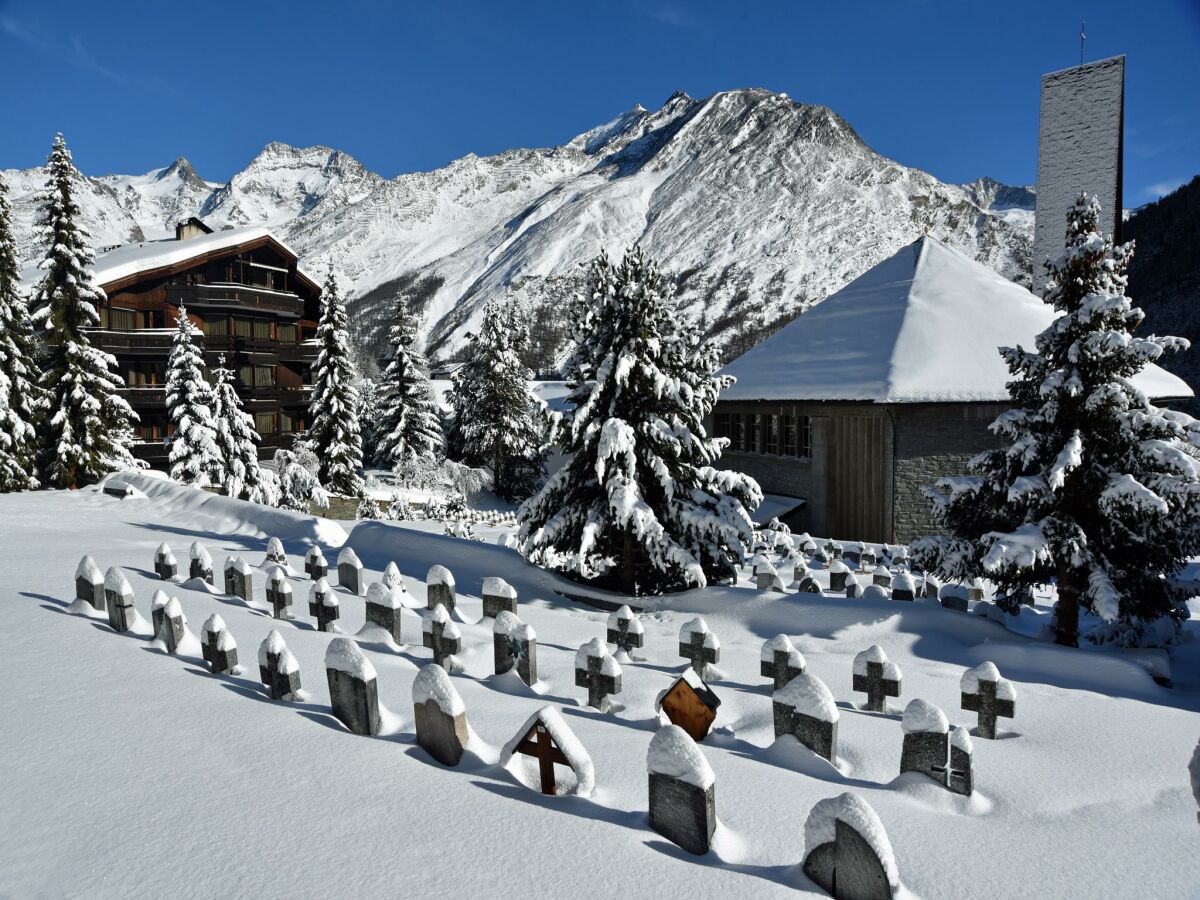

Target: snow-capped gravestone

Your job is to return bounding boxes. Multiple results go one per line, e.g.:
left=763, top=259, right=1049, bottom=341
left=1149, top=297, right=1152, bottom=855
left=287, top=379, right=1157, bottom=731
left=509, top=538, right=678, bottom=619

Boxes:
left=871, top=566, right=892, bottom=589
left=381, top=562, right=406, bottom=599
left=575, top=637, right=622, bottom=712
left=825, top=540, right=842, bottom=561
left=103, top=568, right=136, bottom=633
left=773, top=672, right=839, bottom=763
left=900, top=699, right=973, bottom=795
left=960, top=662, right=1016, bottom=739
left=308, top=579, right=339, bottom=632
left=151, top=589, right=171, bottom=636
left=828, top=559, right=851, bottom=592
left=679, top=617, right=720, bottom=681
left=606, top=604, right=644, bottom=656
left=891, top=572, right=916, bottom=602
left=421, top=604, right=461, bottom=671
left=364, top=581, right=404, bottom=645
left=647, top=724, right=717, bottom=856
left=304, top=546, right=328, bottom=580
left=790, top=561, right=811, bottom=590
left=426, top=565, right=455, bottom=614
left=153, top=543, right=178, bottom=581
left=201, top=614, right=238, bottom=675
left=940, top=584, right=970, bottom=612
left=336, top=548, right=363, bottom=597
left=258, top=630, right=301, bottom=701
left=188, top=542, right=213, bottom=584
left=657, top=670, right=721, bottom=742
left=501, top=706, right=594, bottom=796
left=803, top=792, right=898, bottom=900
left=75, top=556, right=105, bottom=611
left=157, top=597, right=188, bottom=655
left=862, top=585, right=889, bottom=601
left=861, top=546, right=877, bottom=569
left=412, top=664, right=469, bottom=766
left=922, top=573, right=942, bottom=599
left=266, top=567, right=293, bottom=619
left=845, top=573, right=863, bottom=599
left=481, top=576, right=517, bottom=619
left=265, top=537, right=287, bottom=567
left=325, top=637, right=380, bottom=736
left=761, top=634, right=806, bottom=690
left=223, top=557, right=253, bottom=603
left=967, top=578, right=985, bottom=603
left=852, top=645, right=901, bottom=712
left=493, top=611, right=537, bottom=685
left=756, top=560, right=785, bottom=591
left=797, top=574, right=823, bottom=595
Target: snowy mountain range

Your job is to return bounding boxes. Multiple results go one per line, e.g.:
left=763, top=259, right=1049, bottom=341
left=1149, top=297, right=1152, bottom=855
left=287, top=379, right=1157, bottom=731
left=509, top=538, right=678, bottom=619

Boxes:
left=3, top=88, right=1034, bottom=361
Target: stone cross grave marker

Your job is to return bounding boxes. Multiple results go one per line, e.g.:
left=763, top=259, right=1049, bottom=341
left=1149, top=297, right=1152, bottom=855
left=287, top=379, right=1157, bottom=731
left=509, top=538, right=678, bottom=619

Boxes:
left=647, top=724, right=717, bottom=856
left=422, top=604, right=462, bottom=670
left=803, top=793, right=898, bottom=900
left=761, top=634, right=806, bottom=690
left=756, top=560, right=785, bottom=591
left=481, top=576, right=517, bottom=619
left=258, top=630, right=301, bottom=700
left=960, top=661, right=1016, bottom=739
left=75, top=556, right=105, bottom=611
left=575, top=637, right=622, bottom=712
left=412, top=663, right=469, bottom=766
left=159, top=596, right=187, bottom=654
left=188, top=542, right=213, bottom=584
left=153, top=543, right=177, bottom=581
left=201, top=614, right=239, bottom=675
left=325, top=637, right=380, bottom=736
left=337, top=548, right=364, bottom=597
left=426, top=564, right=456, bottom=614
left=308, top=578, right=339, bottom=632
left=678, top=617, right=719, bottom=681
left=223, top=557, right=253, bottom=604
left=606, top=604, right=644, bottom=656
left=852, top=645, right=901, bottom=712
left=266, top=567, right=293, bottom=619
left=304, top=546, right=328, bottom=580
left=899, top=699, right=974, bottom=796
left=151, top=589, right=170, bottom=636
left=103, top=568, right=136, bottom=633
left=265, top=536, right=287, bottom=567
left=381, top=561, right=406, bottom=597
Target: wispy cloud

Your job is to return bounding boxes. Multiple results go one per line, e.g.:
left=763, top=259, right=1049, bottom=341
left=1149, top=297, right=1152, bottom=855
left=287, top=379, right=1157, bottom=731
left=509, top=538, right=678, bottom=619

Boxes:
left=1141, top=179, right=1185, bottom=200
left=645, top=5, right=702, bottom=30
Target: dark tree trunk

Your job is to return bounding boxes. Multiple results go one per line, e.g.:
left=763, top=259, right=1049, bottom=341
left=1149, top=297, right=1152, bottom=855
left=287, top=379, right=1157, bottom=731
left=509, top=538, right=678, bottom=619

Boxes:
left=622, top=530, right=636, bottom=596
left=1055, top=566, right=1081, bottom=647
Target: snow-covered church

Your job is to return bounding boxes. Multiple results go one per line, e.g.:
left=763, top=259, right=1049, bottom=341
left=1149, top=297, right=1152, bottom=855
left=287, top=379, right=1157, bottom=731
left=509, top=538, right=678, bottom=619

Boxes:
left=713, top=236, right=1191, bottom=543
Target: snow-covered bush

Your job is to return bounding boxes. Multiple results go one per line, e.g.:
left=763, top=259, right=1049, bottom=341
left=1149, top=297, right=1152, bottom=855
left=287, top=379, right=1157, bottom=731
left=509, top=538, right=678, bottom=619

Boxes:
left=273, top=449, right=330, bottom=513
left=356, top=494, right=382, bottom=520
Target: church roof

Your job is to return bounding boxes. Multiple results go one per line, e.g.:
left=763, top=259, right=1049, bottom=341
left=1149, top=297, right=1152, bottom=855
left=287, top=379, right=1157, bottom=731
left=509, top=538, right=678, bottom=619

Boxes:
left=719, top=236, right=1192, bottom=403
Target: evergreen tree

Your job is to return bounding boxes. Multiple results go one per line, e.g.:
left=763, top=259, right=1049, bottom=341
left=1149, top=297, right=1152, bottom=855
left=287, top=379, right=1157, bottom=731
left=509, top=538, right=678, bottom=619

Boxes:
left=518, top=247, right=761, bottom=595
left=0, top=172, right=40, bottom=490
left=308, top=267, right=363, bottom=496
left=913, top=194, right=1200, bottom=647
left=212, top=356, right=272, bottom=502
left=274, top=448, right=330, bottom=513
left=30, top=134, right=141, bottom=488
left=375, top=294, right=443, bottom=469
left=165, top=306, right=222, bottom=486
left=356, top=375, right=381, bottom=465
left=446, top=298, right=546, bottom=500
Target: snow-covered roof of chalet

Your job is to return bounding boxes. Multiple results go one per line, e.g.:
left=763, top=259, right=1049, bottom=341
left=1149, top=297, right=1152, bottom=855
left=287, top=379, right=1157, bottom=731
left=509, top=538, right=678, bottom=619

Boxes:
left=719, top=236, right=1192, bottom=403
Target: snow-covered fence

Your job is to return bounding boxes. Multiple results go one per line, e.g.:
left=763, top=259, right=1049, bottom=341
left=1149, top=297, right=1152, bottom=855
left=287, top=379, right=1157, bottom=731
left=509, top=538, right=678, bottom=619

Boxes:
left=760, top=634, right=805, bottom=690
left=266, top=567, right=292, bottom=619
left=258, top=630, right=300, bottom=701
left=678, top=618, right=719, bottom=681
left=803, top=792, right=899, bottom=900
left=75, top=556, right=104, bottom=611
left=104, top=568, right=136, bottom=633
left=606, top=604, right=644, bottom=656
left=481, top=576, right=517, bottom=619
left=960, top=662, right=1016, bottom=739
left=852, top=645, right=901, bottom=712
left=201, top=614, right=239, bottom=675
left=412, top=664, right=468, bottom=766
left=575, top=637, right=621, bottom=712
left=426, top=565, right=455, bottom=614
left=153, top=543, right=177, bottom=581
left=647, top=724, right=716, bottom=856
left=773, top=672, right=839, bottom=762
left=325, top=638, right=380, bottom=736
left=337, top=548, right=363, bottom=597
left=308, top=579, right=339, bottom=632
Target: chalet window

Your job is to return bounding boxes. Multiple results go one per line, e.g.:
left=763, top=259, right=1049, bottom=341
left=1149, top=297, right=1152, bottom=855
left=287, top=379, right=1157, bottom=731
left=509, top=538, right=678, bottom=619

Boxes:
left=798, top=415, right=812, bottom=458
left=766, top=414, right=779, bottom=454
left=233, top=318, right=253, bottom=339
left=252, top=319, right=273, bottom=340
left=783, top=414, right=797, bottom=456
left=715, top=412, right=731, bottom=442
left=277, top=323, right=297, bottom=342
left=255, top=413, right=278, bottom=434
left=125, top=363, right=165, bottom=387
left=137, top=310, right=165, bottom=329
left=201, top=317, right=227, bottom=337
left=240, top=365, right=275, bottom=387
left=108, top=307, right=136, bottom=331
left=280, top=411, right=295, bottom=433
left=733, top=414, right=745, bottom=451
left=751, top=414, right=764, bottom=453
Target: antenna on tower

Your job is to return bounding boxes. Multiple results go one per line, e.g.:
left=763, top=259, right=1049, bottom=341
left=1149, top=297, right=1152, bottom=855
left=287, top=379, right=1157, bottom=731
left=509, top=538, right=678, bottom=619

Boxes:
left=1080, top=19, right=1086, bottom=67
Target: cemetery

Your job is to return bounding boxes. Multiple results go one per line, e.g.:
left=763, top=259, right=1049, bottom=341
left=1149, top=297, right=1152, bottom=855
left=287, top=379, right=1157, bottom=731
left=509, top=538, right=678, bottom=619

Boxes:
left=4, top=473, right=1197, bottom=898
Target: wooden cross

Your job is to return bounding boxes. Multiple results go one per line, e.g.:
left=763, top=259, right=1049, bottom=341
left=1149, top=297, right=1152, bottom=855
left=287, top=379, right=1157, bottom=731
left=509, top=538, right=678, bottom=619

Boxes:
left=575, top=654, right=619, bottom=712
left=514, top=720, right=571, bottom=795
left=961, top=679, right=1015, bottom=739
left=852, top=660, right=900, bottom=712
left=606, top=615, right=643, bottom=655
left=423, top=619, right=461, bottom=670
left=678, top=631, right=718, bottom=680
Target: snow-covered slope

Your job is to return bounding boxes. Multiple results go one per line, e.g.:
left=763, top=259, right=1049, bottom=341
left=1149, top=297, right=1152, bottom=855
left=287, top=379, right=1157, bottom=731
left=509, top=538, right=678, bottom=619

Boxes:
left=3, top=89, right=1034, bottom=359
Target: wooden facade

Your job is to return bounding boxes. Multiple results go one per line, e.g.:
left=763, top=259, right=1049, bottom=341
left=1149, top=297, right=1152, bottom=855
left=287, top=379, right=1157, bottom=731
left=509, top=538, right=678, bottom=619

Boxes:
left=92, top=228, right=321, bottom=465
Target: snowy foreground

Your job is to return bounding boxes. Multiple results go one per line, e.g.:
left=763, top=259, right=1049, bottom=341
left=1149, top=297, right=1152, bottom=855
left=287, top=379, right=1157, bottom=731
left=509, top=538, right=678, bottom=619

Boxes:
left=2, top=480, right=1199, bottom=899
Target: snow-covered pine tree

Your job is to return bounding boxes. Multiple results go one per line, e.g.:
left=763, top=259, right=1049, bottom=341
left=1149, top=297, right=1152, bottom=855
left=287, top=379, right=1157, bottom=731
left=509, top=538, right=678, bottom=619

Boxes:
left=913, top=194, right=1200, bottom=647
left=273, top=448, right=330, bottom=513
left=30, top=134, right=141, bottom=488
left=0, top=172, right=41, bottom=491
left=375, top=294, right=443, bottom=469
left=307, top=267, right=363, bottom=496
left=518, top=247, right=761, bottom=595
left=211, top=356, right=272, bottom=502
left=165, top=306, right=222, bottom=486
left=445, top=298, right=546, bottom=501
left=356, top=375, right=381, bottom=465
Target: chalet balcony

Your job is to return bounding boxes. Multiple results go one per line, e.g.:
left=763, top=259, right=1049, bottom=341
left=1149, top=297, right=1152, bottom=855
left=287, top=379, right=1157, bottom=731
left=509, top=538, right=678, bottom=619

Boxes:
left=89, top=329, right=175, bottom=354
left=202, top=334, right=318, bottom=362
left=168, top=283, right=304, bottom=317
left=279, top=386, right=314, bottom=407
left=118, top=386, right=167, bottom=409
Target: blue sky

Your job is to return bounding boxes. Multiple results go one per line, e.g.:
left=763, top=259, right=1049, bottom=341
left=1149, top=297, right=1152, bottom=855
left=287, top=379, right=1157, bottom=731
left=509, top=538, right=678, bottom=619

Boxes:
left=1, top=0, right=1196, bottom=202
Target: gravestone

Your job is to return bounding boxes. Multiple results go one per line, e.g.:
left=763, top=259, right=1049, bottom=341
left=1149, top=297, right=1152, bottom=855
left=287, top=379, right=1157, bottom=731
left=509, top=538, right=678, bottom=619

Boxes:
left=923, top=573, right=942, bottom=599
left=891, top=572, right=916, bottom=602
left=798, top=575, right=823, bottom=595
left=159, top=597, right=187, bottom=654
left=647, top=724, right=717, bottom=856
left=773, top=672, right=839, bottom=763
left=575, top=637, right=622, bottom=712
left=502, top=707, right=594, bottom=796
left=188, top=542, right=214, bottom=584
left=844, top=573, right=863, bottom=599
left=151, top=589, right=171, bottom=636
left=364, top=580, right=404, bottom=645
left=426, top=565, right=456, bottom=613
left=481, top=576, right=517, bottom=619
left=657, top=670, right=721, bottom=741
left=265, top=536, right=287, bottom=567
left=412, top=663, right=469, bottom=766
left=939, top=584, right=969, bottom=612
left=678, top=617, right=720, bottom=681
left=801, top=538, right=818, bottom=556
left=493, top=612, right=538, bottom=686
left=223, top=557, right=253, bottom=603
left=862, top=584, right=889, bottom=601
left=75, top=556, right=105, bottom=610
left=843, top=545, right=861, bottom=570
left=947, top=727, right=974, bottom=796
left=824, top=540, right=842, bottom=560
left=900, top=699, right=973, bottom=796
left=871, top=566, right=892, bottom=589
left=852, top=645, right=901, bottom=712
left=153, top=543, right=178, bottom=581
left=325, top=637, right=380, bottom=736
left=103, top=568, right=136, bottom=633
left=201, top=614, right=238, bottom=674
left=756, top=560, right=785, bottom=591
left=422, top=604, right=462, bottom=670
left=381, top=561, right=407, bottom=598
left=960, top=661, right=1016, bottom=739
left=761, top=634, right=806, bottom=689
left=861, top=547, right=877, bottom=570
left=304, top=546, right=328, bottom=580
left=967, top=578, right=986, bottom=603
left=828, top=560, right=851, bottom=592
left=258, top=629, right=301, bottom=700
left=493, top=611, right=521, bottom=675
left=810, top=549, right=830, bottom=568
left=606, top=604, right=644, bottom=656
left=337, top=548, right=364, bottom=596
left=308, top=578, right=339, bottom=632
left=790, top=562, right=811, bottom=590
left=803, top=792, right=898, bottom=900
left=266, top=566, right=293, bottom=619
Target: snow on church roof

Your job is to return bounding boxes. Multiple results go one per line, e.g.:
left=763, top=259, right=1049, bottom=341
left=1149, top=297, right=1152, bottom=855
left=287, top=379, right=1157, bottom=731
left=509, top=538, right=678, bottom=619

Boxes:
left=720, top=236, right=1192, bottom=403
